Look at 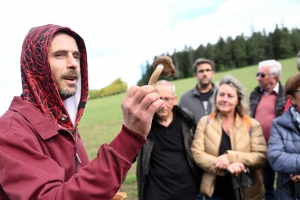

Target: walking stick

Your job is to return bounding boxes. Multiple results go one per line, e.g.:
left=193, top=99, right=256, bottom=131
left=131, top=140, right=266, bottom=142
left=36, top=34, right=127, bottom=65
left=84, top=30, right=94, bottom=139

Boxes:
left=231, top=175, right=241, bottom=200
left=240, top=168, right=253, bottom=200
left=230, top=167, right=252, bottom=200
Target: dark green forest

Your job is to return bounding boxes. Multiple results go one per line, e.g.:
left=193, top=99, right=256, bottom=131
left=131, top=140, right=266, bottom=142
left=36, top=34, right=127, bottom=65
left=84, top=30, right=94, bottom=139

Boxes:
left=137, top=24, right=300, bottom=86
left=89, top=24, right=300, bottom=99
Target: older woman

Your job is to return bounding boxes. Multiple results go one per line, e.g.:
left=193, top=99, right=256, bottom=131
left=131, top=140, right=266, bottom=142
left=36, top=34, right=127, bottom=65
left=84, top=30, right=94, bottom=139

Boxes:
left=191, top=75, right=267, bottom=200
left=268, top=72, right=300, bottom=200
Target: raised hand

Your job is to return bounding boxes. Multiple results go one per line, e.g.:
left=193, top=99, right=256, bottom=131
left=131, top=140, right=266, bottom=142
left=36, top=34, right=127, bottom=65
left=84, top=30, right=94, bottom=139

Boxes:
left=121, top=85, right=163, bottom=138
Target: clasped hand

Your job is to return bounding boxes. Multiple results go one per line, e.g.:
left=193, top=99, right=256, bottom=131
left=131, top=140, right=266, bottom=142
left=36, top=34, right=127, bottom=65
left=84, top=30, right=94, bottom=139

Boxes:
left=214, top=154, right=247, bottom=176
left=290, top=174, right=300, bottom=182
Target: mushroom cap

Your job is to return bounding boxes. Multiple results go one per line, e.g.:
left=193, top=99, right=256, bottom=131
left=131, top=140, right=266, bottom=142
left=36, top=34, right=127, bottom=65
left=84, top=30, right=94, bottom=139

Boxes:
left=153, top=56, right=176, bottom=77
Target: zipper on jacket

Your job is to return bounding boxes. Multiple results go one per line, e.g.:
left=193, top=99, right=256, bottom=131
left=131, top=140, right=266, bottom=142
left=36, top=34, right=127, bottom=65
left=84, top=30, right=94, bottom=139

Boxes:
left=59, top=125, right=81, bottom=173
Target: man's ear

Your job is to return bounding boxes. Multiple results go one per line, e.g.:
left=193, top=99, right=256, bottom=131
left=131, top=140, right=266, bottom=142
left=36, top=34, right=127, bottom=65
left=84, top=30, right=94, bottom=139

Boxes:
left=273, top=75, right=279, bottom=83
left=173, top=95, right=178, bottom=105
left=288, top=95, right=296, bottom=105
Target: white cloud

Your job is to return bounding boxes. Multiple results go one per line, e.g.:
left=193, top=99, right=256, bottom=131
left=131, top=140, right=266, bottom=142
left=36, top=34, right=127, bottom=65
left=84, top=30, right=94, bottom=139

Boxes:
left=0, top=0, right=299, bottom=115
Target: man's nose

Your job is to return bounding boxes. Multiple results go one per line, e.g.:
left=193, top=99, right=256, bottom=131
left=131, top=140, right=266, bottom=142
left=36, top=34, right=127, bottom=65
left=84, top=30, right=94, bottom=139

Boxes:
left=67, top=54, right=79, bottom=69
left=160, top=101, right=167, bottom=107
left=257, top=76, right=261, bottom=81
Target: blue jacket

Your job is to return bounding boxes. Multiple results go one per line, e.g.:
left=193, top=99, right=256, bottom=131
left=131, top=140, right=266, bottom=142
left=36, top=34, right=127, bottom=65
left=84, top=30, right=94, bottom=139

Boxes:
left=267, top=108, right=300, bottom=200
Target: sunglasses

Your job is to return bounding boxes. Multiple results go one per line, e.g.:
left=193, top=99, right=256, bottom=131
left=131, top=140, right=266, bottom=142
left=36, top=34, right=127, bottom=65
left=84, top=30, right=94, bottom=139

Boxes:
left=256, top=72, right=266, bottom=78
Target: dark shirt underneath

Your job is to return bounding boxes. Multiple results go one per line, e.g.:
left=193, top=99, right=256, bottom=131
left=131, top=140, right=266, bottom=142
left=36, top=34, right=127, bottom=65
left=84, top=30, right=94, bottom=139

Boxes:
left=145, top=115, right=198, bottom=200
left=199, top=90, right=214, bottom=115
left=213, top=128, right=236, bottom=200
left=199, top=90, right=213, bottom=102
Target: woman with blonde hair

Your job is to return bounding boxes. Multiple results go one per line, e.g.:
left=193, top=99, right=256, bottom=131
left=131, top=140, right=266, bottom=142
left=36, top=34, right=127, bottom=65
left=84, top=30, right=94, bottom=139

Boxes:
left=191, top=75, right=267, bottom=200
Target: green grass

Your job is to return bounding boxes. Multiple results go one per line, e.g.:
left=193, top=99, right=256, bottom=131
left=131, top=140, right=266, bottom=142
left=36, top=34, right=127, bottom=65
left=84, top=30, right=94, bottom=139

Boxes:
left=78, top=57, right=298, bottom=198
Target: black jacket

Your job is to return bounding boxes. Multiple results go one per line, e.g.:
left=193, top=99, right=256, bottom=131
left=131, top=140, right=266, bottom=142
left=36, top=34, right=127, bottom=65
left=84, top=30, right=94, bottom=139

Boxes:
left=136, top=106, right=201, bottom=200
left=250, top=82, right=286, bottom=118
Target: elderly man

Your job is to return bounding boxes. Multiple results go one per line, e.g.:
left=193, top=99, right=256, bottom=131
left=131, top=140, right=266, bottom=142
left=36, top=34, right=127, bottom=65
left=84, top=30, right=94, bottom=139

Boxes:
left=0, top=24, right=163, bottom=199
left=136, top=80, right=201, bottom=200
left=250, top=59, right=286, bottom=200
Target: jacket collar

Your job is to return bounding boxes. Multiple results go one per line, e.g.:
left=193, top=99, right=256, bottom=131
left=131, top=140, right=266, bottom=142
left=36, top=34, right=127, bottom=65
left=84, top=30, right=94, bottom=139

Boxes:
left=193, top=83, right=215, bottom=96
left=152, top=105, right=195, bottom=128
left=9, top=97, right=60, bottom=140
left=276, top=108, right=299, bottom=133
left=211, top=112, right=245, bottom=133
left=255, top=81, right=283, bottom=95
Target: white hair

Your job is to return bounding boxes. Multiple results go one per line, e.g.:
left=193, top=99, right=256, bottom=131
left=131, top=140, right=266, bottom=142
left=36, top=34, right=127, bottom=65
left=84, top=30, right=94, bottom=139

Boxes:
left=156, top=80, right=176, bottom=94
left=258, top=59, right=282, bottom=79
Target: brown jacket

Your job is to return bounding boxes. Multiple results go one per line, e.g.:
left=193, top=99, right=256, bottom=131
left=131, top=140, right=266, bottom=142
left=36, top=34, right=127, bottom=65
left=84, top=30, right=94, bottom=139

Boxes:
left=191, top=113, right=267, bottom=200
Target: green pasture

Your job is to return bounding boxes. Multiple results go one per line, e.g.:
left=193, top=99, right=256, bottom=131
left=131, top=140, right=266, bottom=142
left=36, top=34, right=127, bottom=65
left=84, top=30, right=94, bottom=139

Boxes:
left=78, top=57, right=298, bottom=198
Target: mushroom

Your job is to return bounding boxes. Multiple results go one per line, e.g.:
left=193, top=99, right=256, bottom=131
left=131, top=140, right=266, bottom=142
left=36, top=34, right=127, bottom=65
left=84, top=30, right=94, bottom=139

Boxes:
left=148, top=56, right=176, bottom=87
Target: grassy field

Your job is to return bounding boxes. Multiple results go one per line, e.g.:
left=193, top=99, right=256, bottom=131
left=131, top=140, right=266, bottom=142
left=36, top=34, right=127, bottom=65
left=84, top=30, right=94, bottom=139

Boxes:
left=78, top=57, right=298, bottom=199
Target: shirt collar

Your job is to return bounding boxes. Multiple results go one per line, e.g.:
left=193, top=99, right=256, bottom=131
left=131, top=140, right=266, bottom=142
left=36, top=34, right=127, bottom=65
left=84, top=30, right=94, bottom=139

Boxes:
left=260, top=82, right=279, bottom=95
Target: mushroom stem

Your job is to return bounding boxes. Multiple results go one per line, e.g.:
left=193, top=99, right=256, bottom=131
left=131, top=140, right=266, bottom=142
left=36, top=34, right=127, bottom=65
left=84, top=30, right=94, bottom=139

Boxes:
left=148, top=64, right=164, bottom=87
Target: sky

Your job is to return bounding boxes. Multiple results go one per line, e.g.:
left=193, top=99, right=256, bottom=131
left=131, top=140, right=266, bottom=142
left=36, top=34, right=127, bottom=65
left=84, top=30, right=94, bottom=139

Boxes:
left=0, top=0, right=299, bottom=115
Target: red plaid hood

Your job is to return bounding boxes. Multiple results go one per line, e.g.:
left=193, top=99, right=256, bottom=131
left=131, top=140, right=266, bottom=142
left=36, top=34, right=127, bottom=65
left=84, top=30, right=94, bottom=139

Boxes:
left=20, top=24, right=88, bottom=132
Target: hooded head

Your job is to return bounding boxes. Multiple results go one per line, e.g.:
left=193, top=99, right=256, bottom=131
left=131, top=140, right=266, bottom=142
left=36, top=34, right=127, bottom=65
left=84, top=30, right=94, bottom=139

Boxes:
left=20, top=24, right=88, bottom=132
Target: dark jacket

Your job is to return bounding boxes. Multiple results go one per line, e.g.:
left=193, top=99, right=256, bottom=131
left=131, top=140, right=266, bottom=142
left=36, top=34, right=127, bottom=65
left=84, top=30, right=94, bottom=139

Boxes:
left=136, top=106, right=201, bottom=200
left=268, top=108, right=300, bottom=200
left=179, top=84, right=215, bottom=123
left=0, top=24, right=145, bottom=200
left=250, top=82, right=286, bottom=118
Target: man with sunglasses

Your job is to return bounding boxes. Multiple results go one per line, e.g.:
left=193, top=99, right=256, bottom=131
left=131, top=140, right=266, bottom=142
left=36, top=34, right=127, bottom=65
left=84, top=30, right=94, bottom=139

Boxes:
left=250, top=59, right=286, bottom=200
left=136, top=80, right=201, bottom=200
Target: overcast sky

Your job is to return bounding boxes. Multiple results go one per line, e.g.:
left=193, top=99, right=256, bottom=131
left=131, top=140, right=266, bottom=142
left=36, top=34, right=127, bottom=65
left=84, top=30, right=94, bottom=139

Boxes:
left=0, top=0, right=299, bottom=115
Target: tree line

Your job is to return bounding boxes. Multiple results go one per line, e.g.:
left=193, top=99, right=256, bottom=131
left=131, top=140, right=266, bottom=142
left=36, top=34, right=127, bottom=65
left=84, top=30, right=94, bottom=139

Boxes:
left=137, top=24, right=300, bottom=86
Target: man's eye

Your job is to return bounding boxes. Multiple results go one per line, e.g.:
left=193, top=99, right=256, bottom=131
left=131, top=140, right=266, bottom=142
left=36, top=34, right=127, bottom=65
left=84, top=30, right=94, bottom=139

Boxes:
left=74, top=53, right=81, bottom=60
left=55, top=53, right=63, bottom=57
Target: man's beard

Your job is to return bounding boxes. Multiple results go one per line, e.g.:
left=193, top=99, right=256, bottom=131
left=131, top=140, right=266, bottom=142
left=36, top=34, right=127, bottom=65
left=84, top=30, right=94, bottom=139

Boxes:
left=199, top=79, right=212, bottom=88
left=58, top=86, right=77, bottom=100
left=55, top=70, right=79, bottom=100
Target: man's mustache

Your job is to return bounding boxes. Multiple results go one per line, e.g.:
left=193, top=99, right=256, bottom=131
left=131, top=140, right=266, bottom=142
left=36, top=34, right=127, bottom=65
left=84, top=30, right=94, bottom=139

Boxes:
left=61, top=70, right=79, bottom=79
